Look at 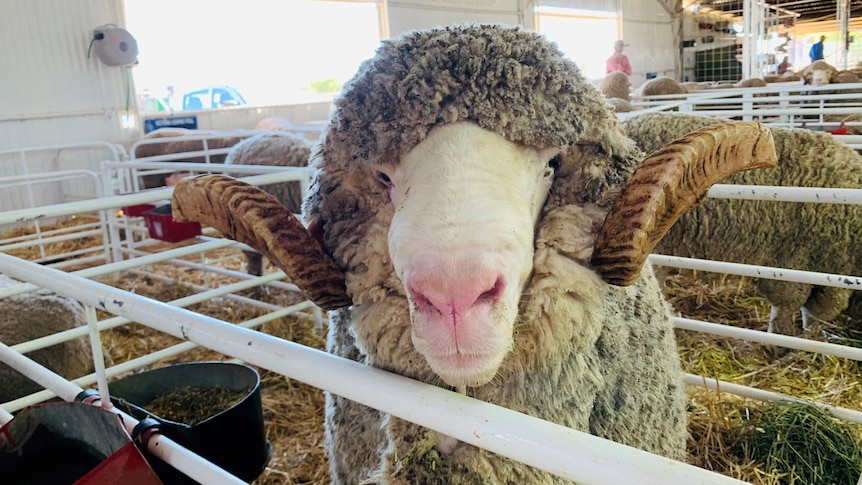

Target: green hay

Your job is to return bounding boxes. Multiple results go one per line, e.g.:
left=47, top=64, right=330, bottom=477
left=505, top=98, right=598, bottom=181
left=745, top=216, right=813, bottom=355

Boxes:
left=735, top=401, right=862, bottom=485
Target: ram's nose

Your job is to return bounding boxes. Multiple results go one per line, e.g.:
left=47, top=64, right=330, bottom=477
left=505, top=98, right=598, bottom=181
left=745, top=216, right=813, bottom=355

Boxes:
left=407, top=271, right=505, bottom=318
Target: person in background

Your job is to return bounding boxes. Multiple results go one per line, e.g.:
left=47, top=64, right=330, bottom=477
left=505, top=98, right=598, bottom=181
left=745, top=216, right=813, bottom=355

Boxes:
left=809, top=35, right=825, bottom=63
left=777, top=56, right=792, bottom=74
left=606, top=40, right=632, bottom=76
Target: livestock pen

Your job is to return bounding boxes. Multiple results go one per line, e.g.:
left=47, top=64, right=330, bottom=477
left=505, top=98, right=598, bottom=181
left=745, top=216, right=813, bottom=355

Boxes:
left=624, top=80, right=862, bottom=145
left=0, top=123, right=861, bottom=484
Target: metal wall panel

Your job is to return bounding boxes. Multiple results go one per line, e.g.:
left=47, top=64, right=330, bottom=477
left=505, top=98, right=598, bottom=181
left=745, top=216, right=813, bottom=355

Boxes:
left=137, top=102, right=333, bottom=142
left=620, top=0, right=676, bottom=87
left=387, top=0, right=523, bottom=36
left=537, top=0, right=617, bottom=11
left=0, top=0, right=140, bottom=150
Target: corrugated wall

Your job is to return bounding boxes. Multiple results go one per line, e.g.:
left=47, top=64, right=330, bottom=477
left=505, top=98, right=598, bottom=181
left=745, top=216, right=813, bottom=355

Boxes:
left=387, top=0, right=524, bottom=36
left=620, top=0, right=677, bottom=87
left=0, top=0, right=140, bottom=152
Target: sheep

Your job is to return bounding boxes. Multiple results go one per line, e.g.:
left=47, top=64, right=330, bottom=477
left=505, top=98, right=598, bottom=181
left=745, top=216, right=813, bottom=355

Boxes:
left=636, top=76, right=687, bottom=98
left=622, top=111, right=862, bottom=336
left=801, top=60, right=837, bottom=85
left=606, top=97, right=635, bottom=113
left=171, top=24, right=776, bottom=484
left=133, top=128, right=246, bottom=188
left=832, top=70, right=861, bottom=84
left=735, top=77, right=767, bottom=88
left=0, top=275, right=93, bottom=403
left=253, top=116, right=295, bottom=131
left=682, top=81, right=710, bottom=92
left=598, top=71, right=631, bottom=100
left=223, top=132, right=313, bottom=276
left=811, top=69, right=831, bottom=86
left=770, top=72, right=802, bottom=83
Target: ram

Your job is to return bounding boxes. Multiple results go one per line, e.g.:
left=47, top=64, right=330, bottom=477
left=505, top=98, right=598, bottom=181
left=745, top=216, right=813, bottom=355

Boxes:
left=172, top=24, right=775, bottom=484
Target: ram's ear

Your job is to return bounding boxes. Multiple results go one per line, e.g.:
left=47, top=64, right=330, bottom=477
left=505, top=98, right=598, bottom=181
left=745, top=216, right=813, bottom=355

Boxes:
left=172, top=174, right=351, bottom=310
left=591, top=122, right=777, bottom=286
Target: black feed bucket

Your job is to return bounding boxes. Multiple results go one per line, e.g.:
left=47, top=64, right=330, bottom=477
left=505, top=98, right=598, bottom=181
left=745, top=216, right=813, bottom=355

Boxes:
left=109, top=362, right=271, bottom=484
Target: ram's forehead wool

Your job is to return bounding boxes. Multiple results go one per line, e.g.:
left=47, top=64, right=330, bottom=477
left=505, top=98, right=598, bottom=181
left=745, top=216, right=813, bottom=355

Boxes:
left=319, top=23, right=630, bottom=168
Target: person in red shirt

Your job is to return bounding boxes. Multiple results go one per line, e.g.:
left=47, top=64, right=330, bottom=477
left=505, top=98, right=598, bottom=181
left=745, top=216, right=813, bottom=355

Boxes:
left=777, top=56, right=791, bottom=75
left=606, top=40, right=632, bottom=76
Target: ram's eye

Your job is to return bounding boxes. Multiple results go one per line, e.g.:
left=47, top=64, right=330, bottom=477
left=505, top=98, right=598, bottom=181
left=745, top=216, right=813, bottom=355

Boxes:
left=377, top=171, right=392, bottom=186
left=548, top=154, right=562, bottom=170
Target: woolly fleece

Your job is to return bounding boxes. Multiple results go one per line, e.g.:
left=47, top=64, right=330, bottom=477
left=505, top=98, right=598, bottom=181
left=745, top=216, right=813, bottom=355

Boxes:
left=305, top=24, right=687, bottom=484
left=599, top=71, right=631, bottom=101
left=0, top=275, right=93, bottom=402
left=225, top=131, right=312, bottom=213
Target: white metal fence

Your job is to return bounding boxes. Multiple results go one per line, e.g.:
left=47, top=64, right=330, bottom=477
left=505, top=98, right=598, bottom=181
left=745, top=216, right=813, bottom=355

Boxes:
left=626, top=81, right=862, bottom=149
left=0, top=117, right=861, bottom=483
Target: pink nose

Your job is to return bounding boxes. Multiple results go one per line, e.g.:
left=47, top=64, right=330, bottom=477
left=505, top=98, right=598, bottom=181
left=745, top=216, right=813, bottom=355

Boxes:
left=408, top=271, right=505, bottom=317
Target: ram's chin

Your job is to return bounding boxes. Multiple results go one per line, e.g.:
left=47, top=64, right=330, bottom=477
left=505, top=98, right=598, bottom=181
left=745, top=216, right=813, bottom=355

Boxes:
left=410, top=304, right=518, bottom=388
left=421, top=351, right=507, bottom=388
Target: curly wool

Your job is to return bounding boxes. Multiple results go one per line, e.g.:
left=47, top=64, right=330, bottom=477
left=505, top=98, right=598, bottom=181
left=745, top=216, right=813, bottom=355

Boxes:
left=306, top=24, right=686, bottom=484
left=637, top=76, right=687, bottom=97
left=225, top=132, right=312, bottom=213
left=599, top=71, right=631, bottom=101
left=0, top=275, right=93, bottom=402
left=307, top=24, right=639, bottom=232
left=623, top=112, right=862, bottom=334
left=317, top=24, right=629, bottom=169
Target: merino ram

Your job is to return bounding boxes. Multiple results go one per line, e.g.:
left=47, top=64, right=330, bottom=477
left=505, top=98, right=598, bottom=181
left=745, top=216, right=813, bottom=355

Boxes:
left=172, top=24, right=776, bottom=484
left=223, top=132, right=313, bottom=276
left=623, top=112, right=862, bottom=335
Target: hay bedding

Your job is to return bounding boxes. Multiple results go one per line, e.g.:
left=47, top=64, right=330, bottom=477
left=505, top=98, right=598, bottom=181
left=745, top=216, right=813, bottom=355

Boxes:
left=95, top=247, right=331, bottom=484
left=664, top=270, right=862, bottom=484
left=4, top=220, right=862, bottom=484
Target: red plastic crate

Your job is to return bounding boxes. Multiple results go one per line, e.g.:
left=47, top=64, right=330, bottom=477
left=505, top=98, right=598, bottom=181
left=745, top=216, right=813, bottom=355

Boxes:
left=143, top=204, right=201, bottom=243
left=121, top=203, right=157, bottom=217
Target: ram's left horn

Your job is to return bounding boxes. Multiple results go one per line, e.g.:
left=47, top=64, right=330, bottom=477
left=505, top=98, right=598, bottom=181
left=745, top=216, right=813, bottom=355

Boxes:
left=172, top=174, right=351, bottom=310
left=592, top=121, right=778, bottom=286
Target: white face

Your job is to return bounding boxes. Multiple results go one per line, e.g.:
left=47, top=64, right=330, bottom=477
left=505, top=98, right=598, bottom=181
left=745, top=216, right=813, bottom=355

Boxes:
left=376, top=122, right=561, bottom=387
left=812, top=70, right=830, bottom=86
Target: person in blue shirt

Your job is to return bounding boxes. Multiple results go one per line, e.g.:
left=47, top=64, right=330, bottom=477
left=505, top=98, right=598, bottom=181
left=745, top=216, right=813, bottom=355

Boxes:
left=809, top=35, right=825, bottom=62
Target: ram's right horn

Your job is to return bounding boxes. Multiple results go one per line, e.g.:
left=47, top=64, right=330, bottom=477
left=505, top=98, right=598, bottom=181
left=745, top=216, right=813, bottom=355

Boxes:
left=172, top=174, right=351, bottom=310
left=592, top=121, right=778, bottom=286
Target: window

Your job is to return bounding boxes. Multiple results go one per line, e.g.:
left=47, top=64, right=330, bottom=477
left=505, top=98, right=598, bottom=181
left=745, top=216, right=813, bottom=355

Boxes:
left=535, top=7, right=620, bottom=81
left=124, top=0, right=383, bottom=111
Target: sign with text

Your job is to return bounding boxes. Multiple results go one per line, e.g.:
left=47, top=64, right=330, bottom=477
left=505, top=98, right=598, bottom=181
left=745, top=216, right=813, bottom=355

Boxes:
left=143, top=116, right=198, bottom=134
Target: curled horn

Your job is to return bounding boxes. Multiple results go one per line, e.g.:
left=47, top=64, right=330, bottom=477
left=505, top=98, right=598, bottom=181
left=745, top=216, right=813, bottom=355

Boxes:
left=591, top=121, right=778, bottom=286
left=171, top=174, right=351, bottom=310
